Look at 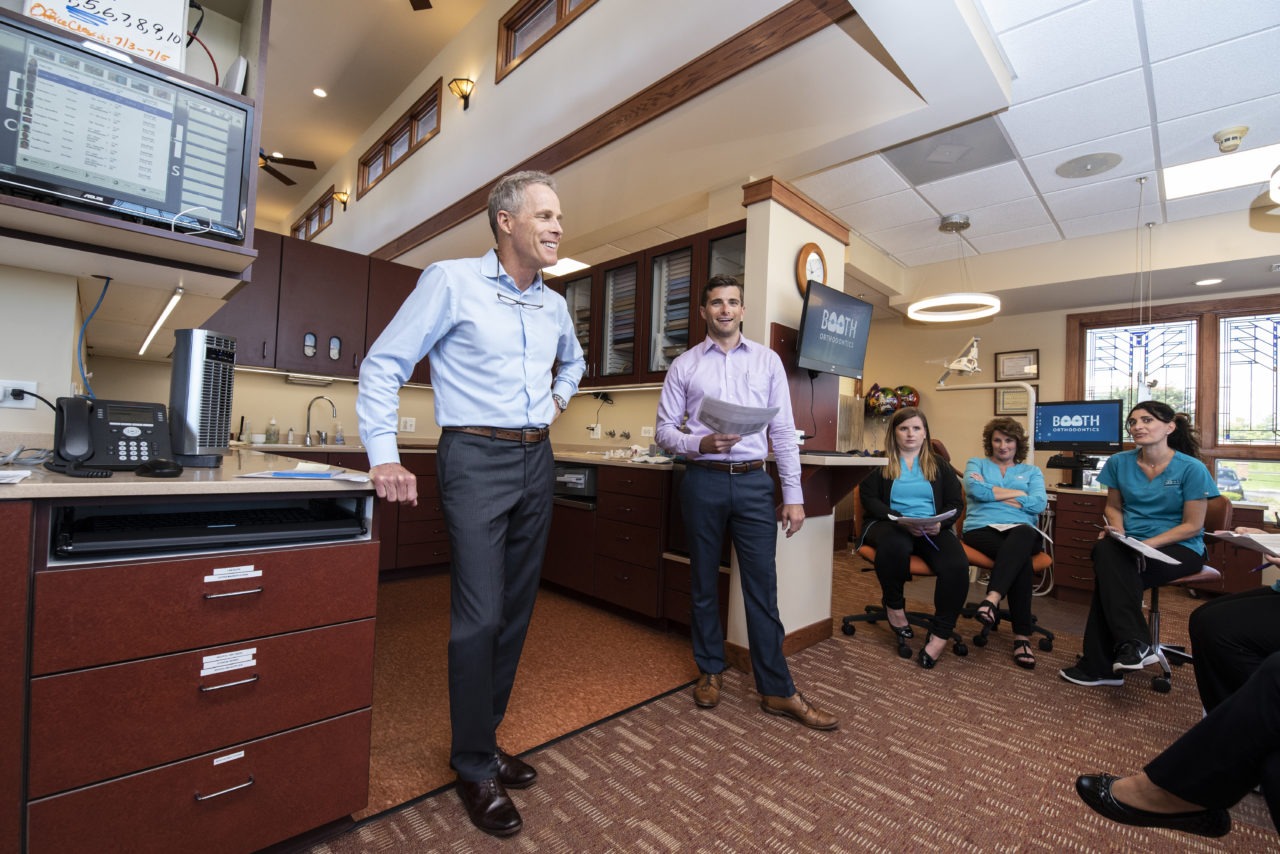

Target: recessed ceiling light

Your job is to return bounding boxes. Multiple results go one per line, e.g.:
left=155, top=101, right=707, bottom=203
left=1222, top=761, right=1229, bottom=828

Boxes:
left=313, top=88, right=327, bottom=98
left=1164, top=142, right=1280, bottom=199
left=1055, top=152, right=1122, bottom=179
left=1194, top=278, right=1223, bottom=286
left=543, top=258, right=589, bottom=277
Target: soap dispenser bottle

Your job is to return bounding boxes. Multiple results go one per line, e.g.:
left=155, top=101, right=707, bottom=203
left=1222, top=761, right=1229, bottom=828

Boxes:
left=265, top=418, right=280, bottom=444
left=286, top=426, right=295, bottom=445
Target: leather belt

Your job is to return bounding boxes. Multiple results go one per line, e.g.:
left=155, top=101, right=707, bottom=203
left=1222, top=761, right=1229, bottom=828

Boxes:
left=688, top=459, right=765, bottom=474
left=443, top=426, right=549, bottom=443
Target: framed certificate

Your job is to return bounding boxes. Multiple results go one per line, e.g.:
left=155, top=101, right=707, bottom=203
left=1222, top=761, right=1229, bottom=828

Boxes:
left=995, top=349, right=1039, bottom=382
left=994, top=385, right=1037, bottom=416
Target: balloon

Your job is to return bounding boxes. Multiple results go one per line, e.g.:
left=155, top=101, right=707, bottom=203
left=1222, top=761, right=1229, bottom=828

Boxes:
left=895, top=385, right=920, bottom=408
left=866, top=385, right=899, bottom=416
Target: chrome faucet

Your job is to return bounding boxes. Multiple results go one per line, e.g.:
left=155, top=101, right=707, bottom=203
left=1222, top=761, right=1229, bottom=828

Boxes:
left=305, top=395, right=337, bottom=446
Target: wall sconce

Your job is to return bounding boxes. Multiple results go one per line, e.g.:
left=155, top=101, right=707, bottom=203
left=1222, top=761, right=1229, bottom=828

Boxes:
left=333, top=190, right=350, bottom=212
left=448, top=77, right=475, bottom=110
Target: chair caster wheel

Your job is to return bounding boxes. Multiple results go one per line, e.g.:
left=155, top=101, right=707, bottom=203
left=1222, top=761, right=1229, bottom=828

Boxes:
left=1039, top=638, right=1053, bottom=652
left=972, top=634, right=988, bottom=648
left=842, top=622, right=855, bottom=636
left=954, top=641, right=968, bottom=657
left=1151, top=676, right=1171, bottom=693
left=896, top=642, right=913, bottom=659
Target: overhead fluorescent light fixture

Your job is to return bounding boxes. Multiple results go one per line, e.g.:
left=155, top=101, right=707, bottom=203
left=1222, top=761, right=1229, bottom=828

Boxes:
left=1163, top=143, right=1280, bottom=200
left=139, top=286, right=183, bottom=356
left=543, top=258, right=589, bottom=277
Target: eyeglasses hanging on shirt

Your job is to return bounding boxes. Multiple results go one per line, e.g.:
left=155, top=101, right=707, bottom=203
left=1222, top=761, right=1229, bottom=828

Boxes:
left=496, top=287, right=544, bottom=310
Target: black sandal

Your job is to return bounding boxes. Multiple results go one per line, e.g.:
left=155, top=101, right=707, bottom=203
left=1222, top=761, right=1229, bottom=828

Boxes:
left=975, top=600, right=998, bottom=628
left=1013, top=639, right=1036, bottom=670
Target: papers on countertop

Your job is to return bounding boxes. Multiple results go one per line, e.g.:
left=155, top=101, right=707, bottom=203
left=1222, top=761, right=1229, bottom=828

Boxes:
left=239, top=462, right=370, bottom=482
left=0, top=470, right=32, bottom=484
left=1107, top=529, right=1180, bottom=564
left=695, top=396, right=778, bottom=436
left=1206, top=530, right=1280, bottom=557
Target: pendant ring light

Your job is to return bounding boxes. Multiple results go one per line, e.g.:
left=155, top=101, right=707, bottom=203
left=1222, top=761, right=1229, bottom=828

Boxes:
left=906, top=214, right=1001, bottom=322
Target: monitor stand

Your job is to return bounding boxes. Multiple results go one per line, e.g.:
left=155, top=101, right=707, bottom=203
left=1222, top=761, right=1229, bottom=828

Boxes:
left=1055, top=455, right=1096, bottom=490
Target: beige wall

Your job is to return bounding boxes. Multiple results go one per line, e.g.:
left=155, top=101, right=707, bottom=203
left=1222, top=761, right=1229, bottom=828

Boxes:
left=0, top=266, right=79, bottom=434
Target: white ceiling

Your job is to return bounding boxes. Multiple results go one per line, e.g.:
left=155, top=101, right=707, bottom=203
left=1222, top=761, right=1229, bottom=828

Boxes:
left=82, top=0, right=1280, bottom=360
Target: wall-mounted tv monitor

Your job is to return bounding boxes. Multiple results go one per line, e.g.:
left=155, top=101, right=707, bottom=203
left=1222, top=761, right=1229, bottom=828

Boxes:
left=1034, top=399, right=1125, bottom=454
left=795, top=280, right=874, bottom=379
left=0, top=12, right=253, bottom=242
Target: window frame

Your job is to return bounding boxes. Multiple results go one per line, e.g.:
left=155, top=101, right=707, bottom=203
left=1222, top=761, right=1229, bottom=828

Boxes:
left=356, top=78, right=443, bottom=200
left=496, top=0, right=598, bottom=84
left=290, top=185, right=336, bottom=241
left=1067, top=293, right=1280, bottom=466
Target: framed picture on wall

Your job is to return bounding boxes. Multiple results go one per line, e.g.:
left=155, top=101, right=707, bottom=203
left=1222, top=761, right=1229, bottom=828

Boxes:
left=994, top=385, right=1037, bottom=416
left=995, top=349, right=1039, bottom=381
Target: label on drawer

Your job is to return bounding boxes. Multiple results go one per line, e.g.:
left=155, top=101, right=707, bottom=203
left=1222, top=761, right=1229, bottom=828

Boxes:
left=204, top=564, right=262, bottom=583
left=201, top=647, right=258, bottom=676
left=213, top=750, right=245, bottom=766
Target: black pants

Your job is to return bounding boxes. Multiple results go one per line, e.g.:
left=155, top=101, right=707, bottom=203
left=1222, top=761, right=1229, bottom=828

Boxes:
left=437, top=431, right=554, bottom=781
left=1146, top=649, right=1280, bottom=826
left=963, top=525, right=1042, bottom=636
left=864, top=521, right=969, bottom=636
left=1079, top=537, right=1201, bottom=676
left=1188, top=585, right=1280, bottom=712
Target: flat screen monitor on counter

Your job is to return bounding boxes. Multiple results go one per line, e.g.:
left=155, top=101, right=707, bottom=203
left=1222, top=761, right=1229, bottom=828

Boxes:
left=0, top=10, right=254, bottom=242
left=1033, top=398, right=1125, bottom=454
left=795, top=280, right=874, bottom=379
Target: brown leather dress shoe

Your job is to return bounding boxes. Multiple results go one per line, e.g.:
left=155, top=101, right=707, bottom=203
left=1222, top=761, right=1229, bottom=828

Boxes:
left=759, top=691, right=838, bottom=730
left=456, top=777, right=522, bottom=837
left=693, top=671, right=723, bottom=708
left=496, top=749, right=537, bottom=789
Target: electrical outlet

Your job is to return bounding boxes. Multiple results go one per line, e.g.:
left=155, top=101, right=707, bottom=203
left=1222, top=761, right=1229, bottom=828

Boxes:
left=0, top=380, right=37, bottom=410
left=641, top=426, right=654, bottom=437
left=398, top=416, right=416, bottom=432
left=588, top=423, right=602, bottom=440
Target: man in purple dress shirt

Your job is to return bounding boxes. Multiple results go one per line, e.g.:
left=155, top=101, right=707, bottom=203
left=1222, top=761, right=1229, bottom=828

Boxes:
left=655, top=275, right=837, bottom=730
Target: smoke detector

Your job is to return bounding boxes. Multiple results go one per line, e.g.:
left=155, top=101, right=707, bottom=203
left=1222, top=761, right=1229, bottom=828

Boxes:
left=1213, top=126, right=1249, bottom=153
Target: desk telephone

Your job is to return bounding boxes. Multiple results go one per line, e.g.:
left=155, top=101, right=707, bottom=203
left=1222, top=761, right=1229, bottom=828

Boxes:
left=45, top=397, right=175, bottom=478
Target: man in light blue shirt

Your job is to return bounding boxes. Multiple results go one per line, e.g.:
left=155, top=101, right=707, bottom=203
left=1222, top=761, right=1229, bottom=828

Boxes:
left=357, top=171, right=584, bottom=838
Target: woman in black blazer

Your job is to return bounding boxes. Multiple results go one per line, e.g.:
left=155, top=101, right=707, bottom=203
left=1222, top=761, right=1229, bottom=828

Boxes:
left=858, top=406, right=968, bottom=668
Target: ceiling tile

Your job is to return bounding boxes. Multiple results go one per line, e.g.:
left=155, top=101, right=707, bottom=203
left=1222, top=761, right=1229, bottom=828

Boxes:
left=968, top=222, right=1062, bottom=253
left=980, top=0, right=1082, bottom=34
left=1043, top=169, right=1161, bottom=222
left=1141, top=0, right=1280, bottom=62
left=1023, top=127, right=1155, bottom=193
left=1157, top=92, right=1280, bottom=168
left=998, top=70, right=1150, bottom=157
left=793, top=154, right=908, bottom=210
left=959, top=196, right=1054, bottom=235
left=916, top=161, right=1037, bottom=216
left=1165, top=184, right=1270, bottom=222
left=1057, top=200, right=1163, bottom=239
left=895, top=240, right=977, bottom=268
left=832, top=190, right=936, bottom=235
left=1151, top=28, right=1280, bottom=122
left=864, top=218, right=960, bottom=257
left=1000, top=0, right=1142, bottom=103
left=881, top=117, right=1015, bottom=186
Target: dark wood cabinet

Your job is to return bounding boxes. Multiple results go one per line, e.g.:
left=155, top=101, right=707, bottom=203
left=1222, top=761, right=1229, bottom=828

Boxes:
left=367, top=257, right=431, bottom=385
left=592, top=467, right=668, bottom=617
left=1203, top=503, right=1266, bottom=594
left=202, top=229, right=281, bottom=368
left=544, top=502, right=595, bottom=593
left=275, top=236, right=370, bottom=377
left=0, top=502, right=30, bottom=854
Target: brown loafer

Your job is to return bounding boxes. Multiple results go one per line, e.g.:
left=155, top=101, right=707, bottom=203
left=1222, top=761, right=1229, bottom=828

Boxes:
left=496, top=749, right=537, bottom=789
left=456, top=777, right=522, bottom=837
left=693, top=671, right=723, bottom=708
left=759, top=691, right=838, bottom=730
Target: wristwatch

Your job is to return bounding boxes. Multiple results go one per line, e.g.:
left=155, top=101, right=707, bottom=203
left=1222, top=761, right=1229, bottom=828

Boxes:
left=552, top=394, right=567, bottom=413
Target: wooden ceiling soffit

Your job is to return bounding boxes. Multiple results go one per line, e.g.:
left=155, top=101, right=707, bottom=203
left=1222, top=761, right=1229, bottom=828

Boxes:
left=742, top=176, right=850, bottom=244
left=373, top=0, right=856, bottom=261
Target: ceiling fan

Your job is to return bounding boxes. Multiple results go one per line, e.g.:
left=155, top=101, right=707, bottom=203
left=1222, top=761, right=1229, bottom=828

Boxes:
left=409, top=0, right=432, bottom=9
left=258, top=149, right=317, bottom=186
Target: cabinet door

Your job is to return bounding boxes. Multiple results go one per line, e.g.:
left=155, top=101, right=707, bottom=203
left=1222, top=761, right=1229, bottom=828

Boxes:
left=544, top=502, right=595, bottom=594
left=201, top=229, right=281, bottom=368
left=367, top=257, right=430, bottom=385
left=600, top=254, right=642, bottom=382
left=551, top=271, right=598, bottom=385
left=0, top=502, right=31, bottom=854
left=646, top=243, right=693, bottom=376
left=275, top=236, right=370, bottom=377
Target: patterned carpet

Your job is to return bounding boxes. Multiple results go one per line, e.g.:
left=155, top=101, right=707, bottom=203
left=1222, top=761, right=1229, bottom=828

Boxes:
left=302, top=553, right=1277, bottom=852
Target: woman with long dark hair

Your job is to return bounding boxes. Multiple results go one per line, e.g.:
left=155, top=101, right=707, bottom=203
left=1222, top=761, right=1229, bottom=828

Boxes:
left=1060, top=401, right=1218, bottom=688
left=858, top=407, right=968, bottom=669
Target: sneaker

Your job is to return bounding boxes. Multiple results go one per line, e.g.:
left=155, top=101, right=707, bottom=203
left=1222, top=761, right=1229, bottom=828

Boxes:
left=1060, top=665, right=1124, bottom=687
left=1113, top=641, right=1159, bottom=672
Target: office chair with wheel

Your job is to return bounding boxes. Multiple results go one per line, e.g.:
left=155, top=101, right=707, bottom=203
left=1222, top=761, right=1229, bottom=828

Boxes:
left=840, top=440, right=969, bottom=660
left=1142, top=494, right=1232, bottom=693
left=960, top=539, right=1056, bottom=652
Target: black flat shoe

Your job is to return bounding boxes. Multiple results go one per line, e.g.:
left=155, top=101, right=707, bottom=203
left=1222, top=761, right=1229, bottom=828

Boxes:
left=888, top=621, right=914, bottom=640
left=1075, top=774, right=1230, bottom=838
left=918, top=632, right=943, bottom=669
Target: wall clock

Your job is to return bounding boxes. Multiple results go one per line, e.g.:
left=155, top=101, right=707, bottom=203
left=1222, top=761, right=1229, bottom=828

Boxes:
left=796, top=242, right=825, bottom=296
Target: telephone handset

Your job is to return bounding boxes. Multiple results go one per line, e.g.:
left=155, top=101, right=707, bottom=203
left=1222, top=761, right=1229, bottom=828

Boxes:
left=45, top=397, right=174, bottom=477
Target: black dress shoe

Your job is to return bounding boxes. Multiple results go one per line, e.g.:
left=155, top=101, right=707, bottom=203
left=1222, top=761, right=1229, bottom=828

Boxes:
left=1075, top=774, right=1230, bottom=838
left=456, top=777, right=523, bottom=837
left=497, top=749, right=538, bottom=789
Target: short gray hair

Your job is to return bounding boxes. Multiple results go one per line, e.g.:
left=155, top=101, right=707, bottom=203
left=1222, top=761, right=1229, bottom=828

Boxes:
left=488, top=170, right=557, bottom=239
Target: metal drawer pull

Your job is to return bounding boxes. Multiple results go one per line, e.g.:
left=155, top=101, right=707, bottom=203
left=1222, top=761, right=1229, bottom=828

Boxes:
left=200, top=674, right=259, bottom=692
left=204, top=587, right=264, bottom=600
left=195, top=775, right=255, bottom=801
